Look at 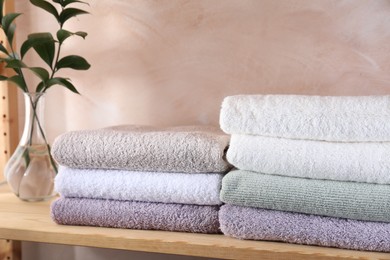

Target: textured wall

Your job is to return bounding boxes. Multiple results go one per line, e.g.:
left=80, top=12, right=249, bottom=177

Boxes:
left=13, top=0, right=390, bottom=259
left=16, top=0, right=390, bottom=141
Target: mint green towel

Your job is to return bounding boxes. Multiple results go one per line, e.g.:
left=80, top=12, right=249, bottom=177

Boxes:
left=220, top=170, right=390, bottom=222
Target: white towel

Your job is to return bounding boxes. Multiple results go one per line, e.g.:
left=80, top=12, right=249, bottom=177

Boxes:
left=227, top=134, right=390, bottom=184
left=55, top=167, right=223, bottom=205
left=220, top=95, right=390, bottom=142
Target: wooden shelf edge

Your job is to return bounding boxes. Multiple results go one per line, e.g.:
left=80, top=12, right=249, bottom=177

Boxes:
left=0, top=187, right=389, bottom=260
left=0, top=227, right=389, bottom=260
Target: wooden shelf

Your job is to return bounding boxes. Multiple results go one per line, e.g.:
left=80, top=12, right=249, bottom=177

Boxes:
left=0, top=185, right=389, bottom=260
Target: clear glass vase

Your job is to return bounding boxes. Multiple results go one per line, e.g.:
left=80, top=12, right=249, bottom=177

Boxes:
left=4, top=92, right=57, bottom=201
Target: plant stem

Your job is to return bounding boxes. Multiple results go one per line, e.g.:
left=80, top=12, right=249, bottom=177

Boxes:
left=50, top=42, right=62, bottom=79
left=42, top=42, right=62, bottom=93
left=44, top=17, right=64, bottom=92
left=27, top=94, right=58, bottom=173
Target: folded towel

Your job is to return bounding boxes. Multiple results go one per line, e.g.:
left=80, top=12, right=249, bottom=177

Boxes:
left=220, top=95, right=390, bottom=142
left=219, top=205, right=390, bottom=252
left=227, top=134, right=390, bottom=184
left=55, top=167, right=223, bottom=205
left=220, top=170, right=390, bottom=222
left=51, top=197, right=220, bottom=234
left=51, top=125, right=230, bottom=173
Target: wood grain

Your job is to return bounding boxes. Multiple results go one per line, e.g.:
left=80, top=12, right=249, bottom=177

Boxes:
left=0, top=240, right=21, bottom=260
left=0, top=0, right=18, bottom=181
left=0, top=1, right=20, bottom=259
left=0, top=186, right=389, bottom=260
left=0, top=79, right=18, bottom=182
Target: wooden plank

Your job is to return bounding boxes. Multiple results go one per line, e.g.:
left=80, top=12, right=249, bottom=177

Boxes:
left=0, top=186, right=388, bottom=260
left=0, top=0, right=18, bottom=181
left=0, top=240, right=11, bottom=260
left=0, top=240, right=20, bottom=260
left=0, top=80, right=19, bottom=181
left=0, top=1, right=21, bottom=260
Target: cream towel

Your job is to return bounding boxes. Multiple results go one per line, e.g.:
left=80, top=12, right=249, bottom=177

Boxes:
left=220, top=95, right=390, bottom=142
left=55, top=167, right=223, bottom=205
left=52, top=125, right=231, bottom=173
left=227, top=134, right=390, bottom=184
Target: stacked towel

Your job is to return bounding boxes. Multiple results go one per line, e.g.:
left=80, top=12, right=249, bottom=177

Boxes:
left=219, top=94, right=390, bottom=252
left=51, top=125, right=230, bottom=234
left=220, top=95, right=390, bottom=142
left=227, top=134, right=390, bottom=183
left=219, top=205, right=390, bottom=252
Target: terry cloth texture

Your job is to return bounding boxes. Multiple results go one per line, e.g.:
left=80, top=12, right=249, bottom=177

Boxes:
left=219, top=95, right=390, bottom=142
left=55, top=167, right=223, bottom=205
left=220, top=170, right=390, bottom=222
left=51, top=197, right=220, bottom=234
left=51, top=125, right=231, bottom=173
left=219, top=205, right=390, bottom=252
left=227, top=134, right=390, bottom=184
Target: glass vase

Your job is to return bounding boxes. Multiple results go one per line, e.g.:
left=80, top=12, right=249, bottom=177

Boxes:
left=4, top=92, right=57, bottom=201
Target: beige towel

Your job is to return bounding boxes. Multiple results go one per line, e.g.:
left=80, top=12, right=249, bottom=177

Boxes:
left=51, top=125, right=231, bottom=173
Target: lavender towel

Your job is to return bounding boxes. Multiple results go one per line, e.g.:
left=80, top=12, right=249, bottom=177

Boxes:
left=51, top=197, right=220, bottom=234
left=51, top=125, right=230, bottom=173
left=219, top=204, right=390, bottom=252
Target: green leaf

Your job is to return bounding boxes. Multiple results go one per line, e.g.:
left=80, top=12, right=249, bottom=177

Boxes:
left=46, top=77, right=80, bottom=94
left=29, top=67, right=50, bottom=81
left=0, top=42, right=9, bottom=55
left=7, top=75, right=27, bottom=91
left=56, top=55, right=90, bottom=70
left=0, top=0, right=4, bottom=22
left=56, top=29, right=87, bottom=44
left=5, top=59, right=27, bottom=69
left=0, top=75, right=7, bottom=80
left=52, top=0, right=88, bottom=7
left=36, top=81, right=45, bottom=92
left=6, top=23, right=16, bottom=45
left=56, top=29, right=72, bottom=43
left=22, top=148, right=31, bottom=168
left=20, top=39, right=37, bottom=59
left=30, top=0, right=59, bottom=21
left=59, top=8, right=88, bottom=26
left=74, top=31, right=87, bottom=39
left=21, top=33, right=55, bottom=67
left=2, top=13, right=21, bottom=37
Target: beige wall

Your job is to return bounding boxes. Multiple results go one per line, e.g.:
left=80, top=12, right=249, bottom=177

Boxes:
left=16, top=0, right=390, bottom=142
left=14, top=0, right=390, bottom=259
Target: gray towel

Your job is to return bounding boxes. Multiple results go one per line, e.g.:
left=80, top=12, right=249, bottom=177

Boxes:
left=51, top=197, right=220, bottom=234
left=221, top=170, right=390, bottom=222
left=219, top=204, right=390, bottom=252
left=51, top=125, right=231, bottom=173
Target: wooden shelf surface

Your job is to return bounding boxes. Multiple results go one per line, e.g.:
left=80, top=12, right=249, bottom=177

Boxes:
left=0, top=185, right=389, bottom=260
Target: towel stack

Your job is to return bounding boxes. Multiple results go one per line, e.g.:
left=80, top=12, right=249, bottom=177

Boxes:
left=50, top=125, right=231, bottom=233
left=219, top=95, right=390, bottom=252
